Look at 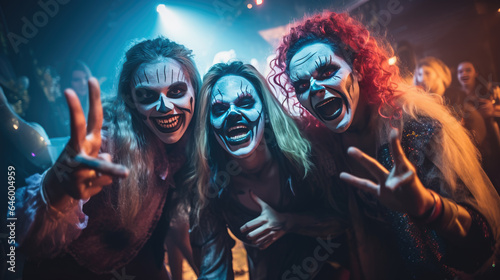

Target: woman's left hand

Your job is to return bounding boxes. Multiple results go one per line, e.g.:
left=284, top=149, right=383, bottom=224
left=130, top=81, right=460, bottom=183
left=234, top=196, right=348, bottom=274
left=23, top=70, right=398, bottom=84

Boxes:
left=240, top=191, right=287, bottom=250
left=339, top=129, right=435, bottom=217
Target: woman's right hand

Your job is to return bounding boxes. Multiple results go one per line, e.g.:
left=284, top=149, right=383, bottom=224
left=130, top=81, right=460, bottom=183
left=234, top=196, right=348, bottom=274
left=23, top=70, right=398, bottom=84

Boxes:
left=44, top=78, right=129, bottom=210
left=240, top=191, right=287, bottom=250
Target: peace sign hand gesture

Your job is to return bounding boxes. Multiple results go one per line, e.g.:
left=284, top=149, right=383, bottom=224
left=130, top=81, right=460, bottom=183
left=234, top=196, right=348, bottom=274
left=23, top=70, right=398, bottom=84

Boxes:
left=44, top=78, right=129, bottom=210
left=339, top=129, right=435, bottom=217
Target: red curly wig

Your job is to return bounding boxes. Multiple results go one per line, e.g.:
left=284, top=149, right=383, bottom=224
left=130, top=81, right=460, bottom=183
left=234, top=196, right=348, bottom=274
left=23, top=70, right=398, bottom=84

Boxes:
left=271, top=12, right=403, bottom=121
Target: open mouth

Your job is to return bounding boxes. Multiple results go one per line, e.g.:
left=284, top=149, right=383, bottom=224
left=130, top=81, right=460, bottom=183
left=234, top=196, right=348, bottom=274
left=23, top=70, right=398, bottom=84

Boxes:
left=315, top=97, right=343, bottom=121
left=225, top=123, right=251, bottom=146
left=151, top=114, right=184, bottom=133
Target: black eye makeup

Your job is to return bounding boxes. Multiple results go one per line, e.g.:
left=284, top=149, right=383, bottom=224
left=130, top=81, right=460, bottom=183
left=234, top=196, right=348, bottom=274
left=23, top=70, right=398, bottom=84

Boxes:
left=292, top=79, right=311, bottom=95
left=315, top=56, right=340, bottom=80
left=167, top=82, right=188, bottom=98
left=211, top=100, right=229, bottom=116
left=135, top=88, right=159, bottom=104
left=291, top=56, right=341, bottom=95
left=234, top=81, right=256, bottom=108
left=134, top=81, right=188, bottom=104
left=236, top=94, right=255, bottom=108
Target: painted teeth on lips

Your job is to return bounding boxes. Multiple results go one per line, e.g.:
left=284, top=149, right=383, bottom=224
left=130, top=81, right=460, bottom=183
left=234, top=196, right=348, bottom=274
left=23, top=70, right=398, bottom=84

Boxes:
left=156, top=115, right=180, bottom=128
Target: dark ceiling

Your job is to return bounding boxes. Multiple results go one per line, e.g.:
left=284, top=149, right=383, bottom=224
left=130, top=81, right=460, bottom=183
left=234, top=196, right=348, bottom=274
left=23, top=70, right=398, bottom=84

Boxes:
left=0, top=0, right=362, bottom=76
left=1, top=0, right=499, bottom=101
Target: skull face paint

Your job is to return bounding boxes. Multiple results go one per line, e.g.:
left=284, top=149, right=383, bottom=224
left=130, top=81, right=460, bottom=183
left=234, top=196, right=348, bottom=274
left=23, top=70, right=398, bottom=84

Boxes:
left=289, top=42, right=360, bottom=133
left=210, top=75, right=264, bottom=158
left=131, top=59, right=195, bottom=144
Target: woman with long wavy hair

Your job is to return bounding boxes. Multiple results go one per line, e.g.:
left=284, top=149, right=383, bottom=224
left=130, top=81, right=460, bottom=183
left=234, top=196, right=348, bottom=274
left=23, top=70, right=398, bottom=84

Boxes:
left=188, top=61, right=348, bottom=279
left=272, top=11, right=500, bottom=279
left=16, top=37, right=200, bottom=279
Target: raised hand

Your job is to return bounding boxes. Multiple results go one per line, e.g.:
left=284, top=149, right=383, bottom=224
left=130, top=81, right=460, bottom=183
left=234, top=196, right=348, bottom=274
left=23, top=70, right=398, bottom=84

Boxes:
left=240, top=191, right=287, bottom=250
left=478, top=98, right=495, bottom=119
left=44, top=78, right=128, bottom=210
left=339, top=129, right=434, bottom=217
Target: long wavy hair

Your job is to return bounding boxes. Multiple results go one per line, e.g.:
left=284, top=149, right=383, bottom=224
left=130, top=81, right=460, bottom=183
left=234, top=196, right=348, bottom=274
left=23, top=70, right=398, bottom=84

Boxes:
left=103, top=37, right=201, bottom=225
left=188, top=61, right=313, bottom=222
left=271, top=12, right=500, bottom=239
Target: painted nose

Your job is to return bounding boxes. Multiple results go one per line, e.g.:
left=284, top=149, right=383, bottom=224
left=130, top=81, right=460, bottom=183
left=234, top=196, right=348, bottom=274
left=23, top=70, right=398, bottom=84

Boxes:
left=227, top=105, right=243, bottom=121
left=310, top=78, right=326, bottom=98
left=157, top=94, right=173, bottom=113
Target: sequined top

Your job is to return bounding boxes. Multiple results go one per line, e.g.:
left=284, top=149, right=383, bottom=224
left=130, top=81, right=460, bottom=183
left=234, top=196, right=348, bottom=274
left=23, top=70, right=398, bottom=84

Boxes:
left=345, top=118, right=495, bottom=279
left=192, top=118, right=496, bottom=279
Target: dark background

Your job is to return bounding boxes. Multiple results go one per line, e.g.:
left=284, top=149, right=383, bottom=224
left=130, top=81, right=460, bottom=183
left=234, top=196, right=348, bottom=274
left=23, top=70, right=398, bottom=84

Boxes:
left=1, top=0, right=499, bottom=126
left=1, top=0, right=500, bottom=279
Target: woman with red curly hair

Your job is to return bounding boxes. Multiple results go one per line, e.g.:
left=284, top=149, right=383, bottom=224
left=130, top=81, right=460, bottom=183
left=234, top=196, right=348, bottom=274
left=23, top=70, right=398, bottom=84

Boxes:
left=272, top=11, right=500, bottom=279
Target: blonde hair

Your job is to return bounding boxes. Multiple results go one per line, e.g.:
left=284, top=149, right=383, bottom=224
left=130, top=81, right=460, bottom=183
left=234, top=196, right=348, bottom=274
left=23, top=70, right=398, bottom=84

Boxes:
left=188, top=61, right=313, bottom=222
left=414, top=56, right=452, bottom=89
left=378, top=82, right=500, bottom=239
left=273, top=11, right=500, bottom=241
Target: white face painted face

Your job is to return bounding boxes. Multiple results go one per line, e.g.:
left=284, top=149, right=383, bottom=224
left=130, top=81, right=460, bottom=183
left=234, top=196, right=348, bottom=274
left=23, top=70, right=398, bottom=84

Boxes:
left=131, top=59, right=195, bottom=144
left=289, top=42, right=360, bottom=133
left=210, top=75, right=265, bottom=158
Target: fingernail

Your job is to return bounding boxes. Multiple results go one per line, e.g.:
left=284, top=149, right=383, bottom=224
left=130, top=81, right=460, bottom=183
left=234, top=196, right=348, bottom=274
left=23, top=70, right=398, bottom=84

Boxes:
left=121, top=167, right=129, bottom=176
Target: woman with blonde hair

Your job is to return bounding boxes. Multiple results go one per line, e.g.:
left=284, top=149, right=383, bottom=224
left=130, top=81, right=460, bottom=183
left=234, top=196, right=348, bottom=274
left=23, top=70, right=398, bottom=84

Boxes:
left=414, top=56, right=452, bottom=96
left=189, top=61, right=348, bottom=279
left=272, top=11, right=500, bottom=279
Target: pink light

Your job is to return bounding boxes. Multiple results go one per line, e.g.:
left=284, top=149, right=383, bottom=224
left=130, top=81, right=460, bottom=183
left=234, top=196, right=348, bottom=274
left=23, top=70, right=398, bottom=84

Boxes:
left=31, top=153, right=35, bottom=157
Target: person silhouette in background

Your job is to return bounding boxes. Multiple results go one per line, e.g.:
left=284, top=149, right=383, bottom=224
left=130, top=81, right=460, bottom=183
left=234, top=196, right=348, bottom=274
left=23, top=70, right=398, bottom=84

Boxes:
left=456, top=61, right=500, bottom=190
